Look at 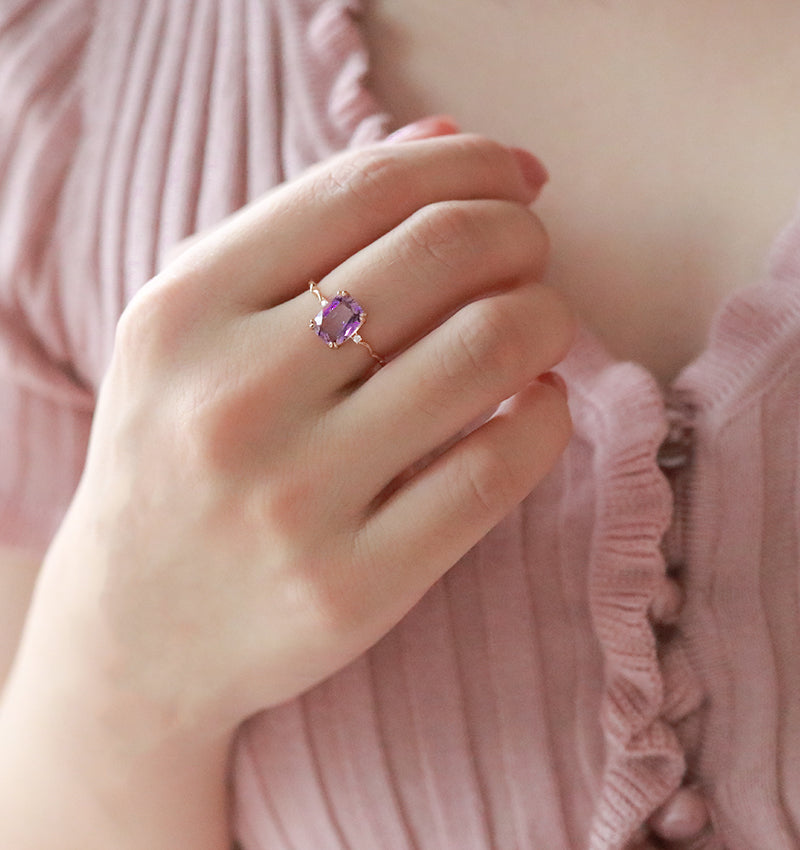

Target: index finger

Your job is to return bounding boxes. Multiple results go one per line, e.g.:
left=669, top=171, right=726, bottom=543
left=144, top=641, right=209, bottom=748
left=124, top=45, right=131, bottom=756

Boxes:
left=165, top=135, right=548, bottom=309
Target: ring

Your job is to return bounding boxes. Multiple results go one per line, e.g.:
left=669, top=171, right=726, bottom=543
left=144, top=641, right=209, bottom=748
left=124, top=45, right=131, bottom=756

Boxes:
left=308, top=281, right=385, bottom=366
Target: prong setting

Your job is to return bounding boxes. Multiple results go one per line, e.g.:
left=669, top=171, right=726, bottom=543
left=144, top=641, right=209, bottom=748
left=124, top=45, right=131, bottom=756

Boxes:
left=308, top=280, right=385, bottom=365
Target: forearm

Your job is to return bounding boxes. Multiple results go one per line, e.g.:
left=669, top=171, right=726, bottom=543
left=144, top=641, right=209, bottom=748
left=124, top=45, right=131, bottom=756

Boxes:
left=0, top=586, right=235, bottom=850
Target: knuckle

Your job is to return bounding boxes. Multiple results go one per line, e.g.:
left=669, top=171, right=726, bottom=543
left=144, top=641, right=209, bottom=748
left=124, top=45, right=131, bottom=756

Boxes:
left=403, top=201, right=487, bottom=273
left=461, top=444, right=522, bottom=517
left=242, top=465, right=371, bottom=639
left=450, top=133, right=535, bottom=197
left=397, top=201, right=551, bottom=296
left=314, top=148, right=407, bottom=222
left=301, top=575, right=365, bottom=637
left=280, top=548, right=369, bottom=638
left=186, top=376, right=295, bottom=477
left=114, top=276, right=183, bottom=366
left=259, top=470, right=318, bottom=537
left=184, top=393, right=250, bottom=474
left=488, top=204, right=550, bottom=280
left=447, top=298, right=522, bottom=388
left=412, top=360, right=459, bottom=422
left=412, top=303, right=517, bottom=423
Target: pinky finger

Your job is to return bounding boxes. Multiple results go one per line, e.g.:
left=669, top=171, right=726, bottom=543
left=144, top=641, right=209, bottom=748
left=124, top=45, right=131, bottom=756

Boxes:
left=355, top=377, right=572, bottom=621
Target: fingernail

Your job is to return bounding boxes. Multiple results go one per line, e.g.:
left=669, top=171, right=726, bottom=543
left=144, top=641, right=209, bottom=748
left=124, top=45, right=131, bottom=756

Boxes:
left=385, top=115, right=460, bottom=142
left=539, top=371, right=568, bottom=398
left=508, top=147, right=549, bottom=199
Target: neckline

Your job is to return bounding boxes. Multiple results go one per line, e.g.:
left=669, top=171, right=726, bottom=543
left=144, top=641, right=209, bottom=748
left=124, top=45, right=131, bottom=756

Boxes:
left=317, top=0, right=800, bottom=422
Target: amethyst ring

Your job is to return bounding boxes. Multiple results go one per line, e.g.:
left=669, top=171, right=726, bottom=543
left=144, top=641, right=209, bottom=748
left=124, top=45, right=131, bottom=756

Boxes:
left=308, top=281, right=385, bottom=366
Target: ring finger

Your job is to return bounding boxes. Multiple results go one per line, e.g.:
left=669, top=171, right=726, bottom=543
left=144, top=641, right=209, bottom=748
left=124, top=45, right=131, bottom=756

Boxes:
left=252, top=197, right=549, bottom=391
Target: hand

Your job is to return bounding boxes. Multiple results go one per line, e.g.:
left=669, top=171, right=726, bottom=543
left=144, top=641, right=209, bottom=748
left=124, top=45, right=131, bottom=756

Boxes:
left=29, top=133, right=575, bottom=737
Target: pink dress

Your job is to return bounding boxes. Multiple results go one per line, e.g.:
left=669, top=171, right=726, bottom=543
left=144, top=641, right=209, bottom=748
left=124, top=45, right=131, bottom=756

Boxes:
left=1, top=2, right=799, bottom=848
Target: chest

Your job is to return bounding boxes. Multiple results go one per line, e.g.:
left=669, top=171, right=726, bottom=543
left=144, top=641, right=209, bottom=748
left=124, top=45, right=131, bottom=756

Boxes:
left=363, top=0, right=800, bottom=382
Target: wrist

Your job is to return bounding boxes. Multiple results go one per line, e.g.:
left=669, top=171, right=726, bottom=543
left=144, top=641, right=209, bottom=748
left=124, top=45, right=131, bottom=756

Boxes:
left=0, top=606, right=236, bottom=850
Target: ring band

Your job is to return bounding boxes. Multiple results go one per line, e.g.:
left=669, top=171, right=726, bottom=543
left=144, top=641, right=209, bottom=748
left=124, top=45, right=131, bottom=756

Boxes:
left=308, top=281, right=385, bottom=366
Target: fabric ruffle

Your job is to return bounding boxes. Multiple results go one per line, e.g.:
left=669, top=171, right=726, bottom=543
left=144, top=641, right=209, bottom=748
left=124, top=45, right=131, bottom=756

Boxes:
left=0, top=0, right=95, bottom=551
left=306, top=0, right=389, bottom=147
left=562, top=335, right=708, bottom=849
left=271, top=0, right=390, bottom=181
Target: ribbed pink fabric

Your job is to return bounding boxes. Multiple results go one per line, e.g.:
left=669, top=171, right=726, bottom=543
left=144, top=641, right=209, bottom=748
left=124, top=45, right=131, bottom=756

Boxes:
left=1, top=3, right=799, bottom=849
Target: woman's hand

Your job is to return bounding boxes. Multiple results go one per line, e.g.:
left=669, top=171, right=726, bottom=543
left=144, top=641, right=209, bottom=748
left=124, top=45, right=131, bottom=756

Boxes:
left=38, top=133, right=574, bottom=734
left=0, top=131, right=575, bottom=849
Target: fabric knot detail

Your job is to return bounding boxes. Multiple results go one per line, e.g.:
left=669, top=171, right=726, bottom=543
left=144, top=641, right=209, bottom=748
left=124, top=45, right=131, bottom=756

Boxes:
left=659, top=641, right=706, bottom=726
left=648, top=786, right=711, bottom=842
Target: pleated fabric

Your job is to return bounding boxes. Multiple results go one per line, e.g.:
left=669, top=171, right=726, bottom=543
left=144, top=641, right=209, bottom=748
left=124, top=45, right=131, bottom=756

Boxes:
left=1, top=2, right=799, bottom=849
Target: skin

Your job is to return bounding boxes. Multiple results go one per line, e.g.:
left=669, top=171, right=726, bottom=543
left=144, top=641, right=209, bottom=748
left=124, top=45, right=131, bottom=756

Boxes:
left=364, top=0, right=800, bottom=384
left=0, top=131, right=573, bottom=848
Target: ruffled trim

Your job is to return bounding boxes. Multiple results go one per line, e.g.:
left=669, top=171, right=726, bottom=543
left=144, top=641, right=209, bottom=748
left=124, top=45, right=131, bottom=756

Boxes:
left=0, top=0, right=94, bottom=407
left=271, top=0, right=390, bottom=180
left=306, top=0, right=390, bottom=148
left=675, top=201, right=800, bottom=419
left=562, top=334, right=707, bottom=849
left=541, top=174, right=800, bottom=850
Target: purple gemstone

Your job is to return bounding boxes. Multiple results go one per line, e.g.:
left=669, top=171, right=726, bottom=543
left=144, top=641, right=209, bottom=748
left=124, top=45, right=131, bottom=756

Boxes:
left=312, top=293, right=365, bottom=347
